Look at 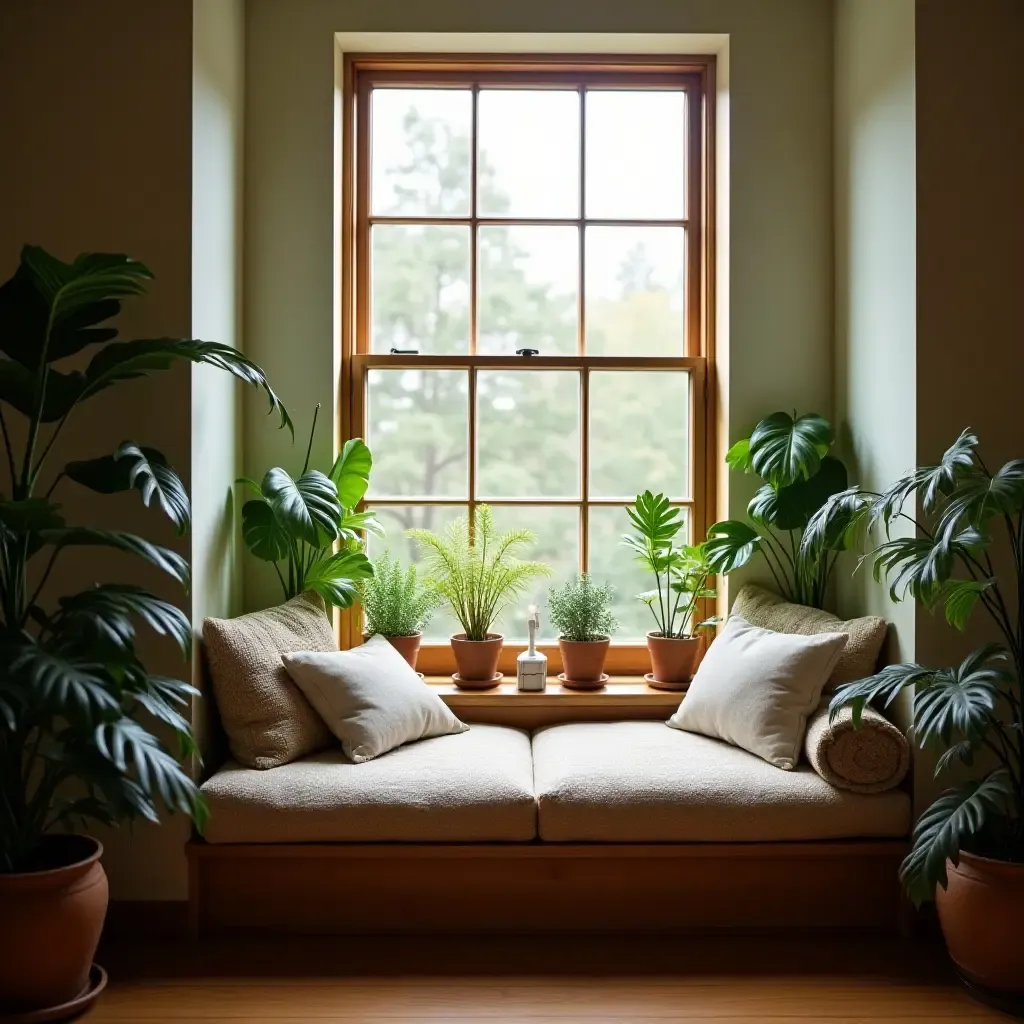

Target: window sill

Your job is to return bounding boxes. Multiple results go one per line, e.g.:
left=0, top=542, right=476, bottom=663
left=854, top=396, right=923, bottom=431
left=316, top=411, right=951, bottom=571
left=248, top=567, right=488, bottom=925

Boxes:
left=425, top=676, right=681, bottom=728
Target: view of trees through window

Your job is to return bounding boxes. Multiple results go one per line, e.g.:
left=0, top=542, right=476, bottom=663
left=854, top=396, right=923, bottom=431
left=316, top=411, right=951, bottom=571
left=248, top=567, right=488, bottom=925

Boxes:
left=359, top=85, right=696, bottom=641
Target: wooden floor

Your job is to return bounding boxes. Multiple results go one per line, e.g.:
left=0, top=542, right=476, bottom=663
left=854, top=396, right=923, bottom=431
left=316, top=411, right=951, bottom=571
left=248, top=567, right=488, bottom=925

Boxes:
left=81, top=934, right=1013, bottom=1023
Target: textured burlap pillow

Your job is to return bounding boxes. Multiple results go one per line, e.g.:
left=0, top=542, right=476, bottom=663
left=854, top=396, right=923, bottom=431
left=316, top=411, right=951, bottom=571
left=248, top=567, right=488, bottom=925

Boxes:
left=731, top=584, right=886, bottom=689
left=203, top=593, right=334, bottom=769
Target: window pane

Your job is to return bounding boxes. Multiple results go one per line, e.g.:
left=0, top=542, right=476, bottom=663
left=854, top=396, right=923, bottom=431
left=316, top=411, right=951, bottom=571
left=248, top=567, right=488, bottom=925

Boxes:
left=478, top=90, right=580, bottom=218
left=585, top=90, right=686, bottom=219
left=477, top=370, right=580, bottom=498
left=366, top=369, right=469, bottom=499
left=371, top=88, right=471, bottom=216
left=371, top=225, right=469, bottom=354
left=477, top=226, right=578, bottom=356
left=490, top=505, right=580, bottom=642
left=366, top=504, right=466, bottom=642
left=588, top=504, right=691, bottom=640
left=589, top=370, right=690, bottom=499
left=585, top=226, right=685, bottom=355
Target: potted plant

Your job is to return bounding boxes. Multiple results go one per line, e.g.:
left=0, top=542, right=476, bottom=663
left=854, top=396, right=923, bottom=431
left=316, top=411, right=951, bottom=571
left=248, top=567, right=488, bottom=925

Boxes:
left=239, top=403, right=375, bottom=609
left=409, top=504, right=549, bottom=688
left=622, top=491, right=718, bottom=690
left=359, top=552, right=440, bottom=670
left=548, top=574, right=617, bottom=689
left=704, top=412, right=850, bottom=609
left=0, top=247, right=287, bottom=1014
left=804, top=429, right=1024, bottom=1004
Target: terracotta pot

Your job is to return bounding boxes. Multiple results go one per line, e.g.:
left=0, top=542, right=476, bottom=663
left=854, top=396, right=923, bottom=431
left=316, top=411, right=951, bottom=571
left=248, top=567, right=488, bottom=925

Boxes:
left=558, top=637, right=610, bottom=689
left=450, top=633, right=503, bottom=685
left=0, top=835, right=108, bottom=1013
left=366, top=632, right=422, bottom=670
left=936, top=850, right=1024, bottom=994
left=646, top=632, right=703, bottom=691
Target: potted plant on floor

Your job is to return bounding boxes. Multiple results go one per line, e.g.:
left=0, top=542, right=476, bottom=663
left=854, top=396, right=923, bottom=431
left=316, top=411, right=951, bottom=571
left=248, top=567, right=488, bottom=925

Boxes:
left=239, top=403, right=376, bottom=609
left=0, top=247, right=288, bottom=1016
left=704, top=412, right=850, bottom=609
left=409, top=504, right=550, bottom=689
left=359, top=551, right=440, bottom=671
left=623, top=491, right=718, bottom=691
left=803, top=429, right=1024, bottom=1007
left=548, top=573, right=617, bottom=690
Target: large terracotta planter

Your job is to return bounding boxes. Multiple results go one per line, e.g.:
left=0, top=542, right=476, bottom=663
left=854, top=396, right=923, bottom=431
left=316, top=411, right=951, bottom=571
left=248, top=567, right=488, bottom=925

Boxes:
left=936, top=850, right=1024, bottom=997
left=646, top=632, right=703, bottom=691
left=367, top=631, right=422, bottom=670
left=451, top=633, right=503, bottom=688
left=558, top=637, right=610, bottom=690
left=0, top=835, right=108, bottom=1014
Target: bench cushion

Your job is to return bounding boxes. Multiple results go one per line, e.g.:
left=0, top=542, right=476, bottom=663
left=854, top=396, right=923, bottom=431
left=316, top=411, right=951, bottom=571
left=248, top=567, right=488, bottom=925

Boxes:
left=201, top=724, right=536, bottom=843
left=532, top=722, right=911, bottom=842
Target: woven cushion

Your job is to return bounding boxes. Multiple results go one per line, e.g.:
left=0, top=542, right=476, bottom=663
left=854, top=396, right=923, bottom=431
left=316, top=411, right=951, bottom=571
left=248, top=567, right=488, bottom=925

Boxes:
left=203, top=593, right=334, bottom=770
left=731, top=584, right=887, bottom=688
left=532, top=721, right=911, bottom=842
left=201, top=725, right=536, bottom=843
left=804, top=703, right=910, bottom=794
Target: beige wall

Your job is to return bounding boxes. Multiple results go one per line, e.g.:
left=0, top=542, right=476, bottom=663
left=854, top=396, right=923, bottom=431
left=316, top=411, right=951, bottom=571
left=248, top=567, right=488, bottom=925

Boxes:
left=243, top=0, right=836, bottom=612
left=0, top=0, right=194, bottom=899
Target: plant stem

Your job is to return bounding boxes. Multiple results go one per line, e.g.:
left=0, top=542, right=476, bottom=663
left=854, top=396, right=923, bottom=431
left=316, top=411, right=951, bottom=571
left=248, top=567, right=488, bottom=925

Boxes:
left=302, top=404, right=320, bottom=476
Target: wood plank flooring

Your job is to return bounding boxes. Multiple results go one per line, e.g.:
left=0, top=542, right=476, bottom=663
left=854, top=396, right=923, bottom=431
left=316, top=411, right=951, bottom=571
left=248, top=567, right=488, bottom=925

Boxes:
left=84, top=934, right=1009, bottom=1023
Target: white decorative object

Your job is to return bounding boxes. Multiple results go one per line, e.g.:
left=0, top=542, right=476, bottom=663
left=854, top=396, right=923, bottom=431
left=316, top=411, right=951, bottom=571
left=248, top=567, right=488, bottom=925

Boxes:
left=517, top=605, right=547, bottom=692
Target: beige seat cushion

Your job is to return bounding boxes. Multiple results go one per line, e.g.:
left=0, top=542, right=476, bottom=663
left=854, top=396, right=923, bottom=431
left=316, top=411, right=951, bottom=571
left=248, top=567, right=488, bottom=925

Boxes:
left=203, top=593, right=335, bottom=770
left=532, top=722, right=911, bottom=843
left=731, top=584, right=887, bottom=688
left=201, top=724, right=536, bottom=843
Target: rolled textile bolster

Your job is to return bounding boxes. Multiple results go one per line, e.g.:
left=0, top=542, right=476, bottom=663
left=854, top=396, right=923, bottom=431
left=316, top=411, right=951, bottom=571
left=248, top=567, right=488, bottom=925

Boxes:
left=804, top=703, right=910, bottom=794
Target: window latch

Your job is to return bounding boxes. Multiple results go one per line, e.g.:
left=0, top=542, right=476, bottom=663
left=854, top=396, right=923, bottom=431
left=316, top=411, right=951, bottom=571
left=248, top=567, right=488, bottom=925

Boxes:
left=389, top=348, right=419, bottom=355
left=516, top=348, right=539, bottom=357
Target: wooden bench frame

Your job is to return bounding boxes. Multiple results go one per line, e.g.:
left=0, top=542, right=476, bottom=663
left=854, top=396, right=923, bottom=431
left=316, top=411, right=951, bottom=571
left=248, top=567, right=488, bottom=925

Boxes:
left=186, top=838, right=910, bottom=937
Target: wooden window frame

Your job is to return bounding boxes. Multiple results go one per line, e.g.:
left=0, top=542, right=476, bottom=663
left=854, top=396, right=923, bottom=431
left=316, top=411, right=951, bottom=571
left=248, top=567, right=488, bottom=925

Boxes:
left=340, top=53, right=716, bottom=677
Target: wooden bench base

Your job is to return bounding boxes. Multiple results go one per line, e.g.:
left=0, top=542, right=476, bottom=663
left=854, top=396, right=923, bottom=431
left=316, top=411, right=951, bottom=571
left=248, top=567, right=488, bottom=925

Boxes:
left=186, top=840, right=910, bottom=936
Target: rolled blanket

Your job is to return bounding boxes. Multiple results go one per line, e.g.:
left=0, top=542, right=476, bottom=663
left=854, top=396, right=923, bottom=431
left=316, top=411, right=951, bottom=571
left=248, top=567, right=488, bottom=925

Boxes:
left=804, top=704, right=909, bottom=794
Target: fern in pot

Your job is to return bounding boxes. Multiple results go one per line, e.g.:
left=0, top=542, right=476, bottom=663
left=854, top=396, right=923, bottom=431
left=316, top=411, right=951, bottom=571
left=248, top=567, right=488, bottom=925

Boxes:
left=359, top=551, right=440, bottom=671
left=408, top=504, right=549, bottom=688
left=0, top=248, right=287, bottom=1013
left=623, top=491, right=718, bottom=691
left=548, top=574, right=617, bottom=690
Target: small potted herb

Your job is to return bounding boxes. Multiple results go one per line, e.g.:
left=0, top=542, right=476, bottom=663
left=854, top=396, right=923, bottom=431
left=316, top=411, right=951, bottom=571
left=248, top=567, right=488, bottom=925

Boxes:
left=548, top=574, right=617, bottom=689
left=623, top=491, right=718, bottom=690
left=409, top=505, right=550, bottom=688
left=360, top=552, right=440, bottom=671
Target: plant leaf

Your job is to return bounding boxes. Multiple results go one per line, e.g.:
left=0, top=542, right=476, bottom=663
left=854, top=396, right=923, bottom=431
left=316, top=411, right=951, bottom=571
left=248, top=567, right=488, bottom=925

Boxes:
left=625, top=491, right=683, bottom=547
left=10, top=644, right=119, bottom=718
left=42, top=527, right=189, bottom=586
left=900, top=772, right=1014, bottom=905
left=304, top=550, right=373, bottom=608
left=329, top=438, right=373, bottom=509
left=0, top=497, right=65, bottom=533
left=800, top=486, right=874, bottom=559
left=262, top=468, right=341, bottom=547
left=749, top=455, right=848, bottom=531
left=749, top=412, right=833, bottom=487
left=240, top=499, right=290, bottom=562
left=704, top=520, right=762, bottom=574
left=937, top=578, right=994, bottom=631
left=830, top=662, right=938, bottom=726
left=56, top=584, right=191, bottom=655
left=725, top=438, right=753, bottom=473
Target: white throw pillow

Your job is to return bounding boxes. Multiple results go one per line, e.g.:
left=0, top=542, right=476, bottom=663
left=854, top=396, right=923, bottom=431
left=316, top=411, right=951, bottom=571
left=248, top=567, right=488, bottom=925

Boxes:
left=667, top=614, right=848, bottom=770
left=282, top=635, right=468, bottom=763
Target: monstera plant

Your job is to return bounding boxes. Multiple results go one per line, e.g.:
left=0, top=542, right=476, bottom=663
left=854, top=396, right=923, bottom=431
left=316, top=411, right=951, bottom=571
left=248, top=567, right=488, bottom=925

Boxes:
left=239, top=403, right=376, bottom=608
left=705, top=412, right=849, bottom=609
left=802, top=429, right=1024, bottom=996
left=0, top=246, right=288, bottom=1011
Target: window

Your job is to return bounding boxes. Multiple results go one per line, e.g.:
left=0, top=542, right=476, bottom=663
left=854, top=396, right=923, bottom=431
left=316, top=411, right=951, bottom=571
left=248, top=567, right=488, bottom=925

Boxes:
left=341, top=56, right=715, bottom=675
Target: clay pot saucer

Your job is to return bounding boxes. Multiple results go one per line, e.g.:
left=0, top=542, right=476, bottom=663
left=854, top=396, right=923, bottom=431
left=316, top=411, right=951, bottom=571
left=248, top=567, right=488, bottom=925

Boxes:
left=451, top=671, right=503, bottom=691
left=1, top=964, right=107, bottom=1024
left=558, top=672, right=609, bottom=691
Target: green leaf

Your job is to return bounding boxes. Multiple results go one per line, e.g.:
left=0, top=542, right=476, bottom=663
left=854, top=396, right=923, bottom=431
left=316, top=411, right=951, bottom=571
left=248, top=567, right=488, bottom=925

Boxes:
left=704, top=520, right=762, bottom=574
left=900, top=773, right=1014, bottom=905
left=749, top=456, right=849, bottom=531
left=937, top=578, right=994, bottom=631
left=241, top=499, right=290, bottom=562
left=304, top=550, right=373, bottom=608
left=337, top=508, right=384, bottom=540
left=749, top=412, right=833, bottom=488
left=129, top=674, right=200, bottom=736
left=0, top=498, right=65, bottom=533
left=800, top=486, right=873, bottom=559
left=56, top=584, right=191, bottom=655
left=830, top=662, right=938, bottom=726
left=625, top=491, right=683, bottom=547
left=935, top=459, right=1024, bottom=543
left=262, top=468, right=341, bottom=547
left=66, top=443, right=190, bottom=533
left=10, top=644, right=119, bottom=718
left=42, top=527, right=189, bottom=586
left=725, top=438, right=753, bottom=473
left=0, top=359, right=85, bottom=420
left=330, top=438, right=373, bottom=509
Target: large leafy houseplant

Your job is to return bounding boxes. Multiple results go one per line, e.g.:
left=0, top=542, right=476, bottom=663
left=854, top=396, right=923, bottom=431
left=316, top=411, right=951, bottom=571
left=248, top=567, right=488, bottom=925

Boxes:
left=803, top=429, right=1024, bottom=905
left=0, top=247, right=289, bottom=875
left=705, top=412, right=849, bottom=609
left=239, top=404, right=376, bottom=609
